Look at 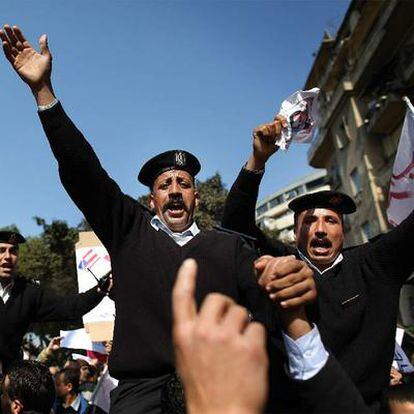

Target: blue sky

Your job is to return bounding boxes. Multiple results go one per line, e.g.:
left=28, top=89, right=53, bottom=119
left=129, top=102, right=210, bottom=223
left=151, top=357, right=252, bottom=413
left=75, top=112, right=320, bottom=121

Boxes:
left=1, top=0, right=349, bottom=236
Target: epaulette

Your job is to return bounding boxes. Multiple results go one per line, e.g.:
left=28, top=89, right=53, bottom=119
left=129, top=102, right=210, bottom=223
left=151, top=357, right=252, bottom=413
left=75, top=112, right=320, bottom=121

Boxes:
left=14, top=275, right=40, bottom=286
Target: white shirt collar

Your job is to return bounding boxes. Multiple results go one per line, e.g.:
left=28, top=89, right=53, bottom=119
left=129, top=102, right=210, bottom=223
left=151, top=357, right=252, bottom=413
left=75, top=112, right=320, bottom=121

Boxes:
left=71, top=394, right=81, bottom=411
left=150, top=215, right=200, bottom=246
left=297, top=249, right=343, bottom=275
left=0, top=278, right=14, bottom=304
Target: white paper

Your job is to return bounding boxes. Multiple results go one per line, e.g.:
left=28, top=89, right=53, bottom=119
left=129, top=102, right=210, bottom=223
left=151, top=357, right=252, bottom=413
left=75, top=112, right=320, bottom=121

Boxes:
left=75, top=244, right=116, bottom=324
left=60, top=328, right=107, bottom=354
left=277, top=87, right=320, bottom=150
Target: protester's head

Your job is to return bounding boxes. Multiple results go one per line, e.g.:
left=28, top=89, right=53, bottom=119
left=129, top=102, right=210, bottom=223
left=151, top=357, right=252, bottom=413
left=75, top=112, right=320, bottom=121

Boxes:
left=0, top=231, right=25, bottom=279
left=0, top=360, right=55, bottom=414
left=54, top=368, right=80, bottom=400
left=384, top=383, right=414, bottom=414
left=138, top=150, right=201, bottom=233
left=63, top=359, right=81, bottom=370
left=76, top=360, right=93, bottom=384
left=289, top=191, right=356, bottom=271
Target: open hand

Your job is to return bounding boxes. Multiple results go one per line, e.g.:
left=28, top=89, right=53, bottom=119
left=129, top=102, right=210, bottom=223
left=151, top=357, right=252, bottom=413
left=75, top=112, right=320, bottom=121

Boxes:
left=0, top=25, right=52, bottom=90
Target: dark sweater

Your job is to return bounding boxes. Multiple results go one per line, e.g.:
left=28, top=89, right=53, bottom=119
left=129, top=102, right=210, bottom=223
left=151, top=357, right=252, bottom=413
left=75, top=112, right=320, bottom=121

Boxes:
left=0, top=277, right=103, bottom=367
left=38, top=104, right=267, bottom=380
left=222, top=167, right=414, bottom=406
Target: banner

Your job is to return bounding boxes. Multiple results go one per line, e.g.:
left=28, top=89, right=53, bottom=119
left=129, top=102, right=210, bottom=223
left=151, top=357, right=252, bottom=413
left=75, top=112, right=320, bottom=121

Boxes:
left=387, top=97, right=414, bottom=226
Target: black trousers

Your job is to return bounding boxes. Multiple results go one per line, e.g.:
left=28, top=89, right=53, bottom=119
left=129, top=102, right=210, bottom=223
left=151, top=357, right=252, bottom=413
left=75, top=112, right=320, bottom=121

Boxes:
left=109, top=374, right=179, bottom=414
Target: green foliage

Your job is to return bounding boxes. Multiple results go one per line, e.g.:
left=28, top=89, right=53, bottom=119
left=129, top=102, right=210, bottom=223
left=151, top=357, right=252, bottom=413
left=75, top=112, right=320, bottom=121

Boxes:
left=137, top=172, right=228, bottom=230
left=194, top=173, right=228, bottom=229
left=0, top=224, right=20, bottom=233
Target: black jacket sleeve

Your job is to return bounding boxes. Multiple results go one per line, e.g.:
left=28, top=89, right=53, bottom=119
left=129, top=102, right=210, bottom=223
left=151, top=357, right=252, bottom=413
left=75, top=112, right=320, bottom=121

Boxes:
left=363, top=209, right=414, bottom=285
left=292, top=354, right=373, bottom=413
left=33, top=285, right=105, bottom=322
left=38, top=103, right=141, bottom=251
left=222, top=167, right=295, bottom=257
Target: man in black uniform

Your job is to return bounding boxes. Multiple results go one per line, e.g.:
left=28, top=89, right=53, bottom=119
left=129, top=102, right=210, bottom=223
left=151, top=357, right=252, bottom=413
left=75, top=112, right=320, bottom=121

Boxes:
left=0, top=230, right=106, bottom=375
left=0, top=25, right=320, bottom=414
left=221, top=115, right=414, bottom=409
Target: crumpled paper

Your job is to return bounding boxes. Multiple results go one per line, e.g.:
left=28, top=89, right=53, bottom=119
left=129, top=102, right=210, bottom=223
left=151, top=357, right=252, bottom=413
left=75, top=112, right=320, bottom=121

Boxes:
left=276, top=87, right=320, bottom=150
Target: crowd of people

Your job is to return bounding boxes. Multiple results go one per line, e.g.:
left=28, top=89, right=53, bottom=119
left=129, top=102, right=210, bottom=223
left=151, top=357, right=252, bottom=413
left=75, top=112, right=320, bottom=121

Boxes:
left=0, top=23, right=414, bottom=414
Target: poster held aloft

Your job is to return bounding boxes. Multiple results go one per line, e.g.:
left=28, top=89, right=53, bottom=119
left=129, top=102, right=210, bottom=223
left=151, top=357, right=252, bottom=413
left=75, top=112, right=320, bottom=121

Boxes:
left=75, top=231, right=115, bottom=341
left=276, top=87, right=320, bottom=150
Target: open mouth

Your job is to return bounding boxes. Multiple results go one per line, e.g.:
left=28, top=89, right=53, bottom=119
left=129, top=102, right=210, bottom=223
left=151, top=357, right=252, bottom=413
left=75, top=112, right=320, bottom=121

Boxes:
left=310, top=239, right=332, bottom=255
left=0, top=264, right=13, bottom=273
left=165, top=202, right=187, bottom=218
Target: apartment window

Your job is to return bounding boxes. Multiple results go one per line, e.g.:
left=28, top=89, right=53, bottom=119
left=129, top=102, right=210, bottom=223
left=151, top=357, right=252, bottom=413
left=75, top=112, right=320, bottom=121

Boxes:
left=335, top=115, right=351, bottom=150
left=269, top=195, right=283, bottom=209
left=350, top=168, right=361, bottom=195
left=361, top=221, right=371, bottom=243
left=328, top=164, right=342, bottom=189
left=285, top=189, right=299, bottom=202
left=257, top=204, right=268, bottom=216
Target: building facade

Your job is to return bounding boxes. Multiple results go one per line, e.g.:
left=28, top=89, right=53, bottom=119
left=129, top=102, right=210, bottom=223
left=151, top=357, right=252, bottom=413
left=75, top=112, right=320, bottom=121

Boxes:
left=305, top=0, right=414, bottom=244
left=256, top=170, right=330, bottom=244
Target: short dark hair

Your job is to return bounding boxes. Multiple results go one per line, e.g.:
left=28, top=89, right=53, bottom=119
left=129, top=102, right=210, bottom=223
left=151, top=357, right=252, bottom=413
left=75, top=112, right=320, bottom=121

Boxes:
left=6, top=360, right=55, bottom=414
left=384, top=383, right=414, bottom=404
left=58, top=367, right=80, bottom=394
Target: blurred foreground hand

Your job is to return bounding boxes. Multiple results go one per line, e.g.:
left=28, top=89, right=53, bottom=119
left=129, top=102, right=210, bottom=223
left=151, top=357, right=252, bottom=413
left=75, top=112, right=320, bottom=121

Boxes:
left=172, top=258, right=268, bottom=414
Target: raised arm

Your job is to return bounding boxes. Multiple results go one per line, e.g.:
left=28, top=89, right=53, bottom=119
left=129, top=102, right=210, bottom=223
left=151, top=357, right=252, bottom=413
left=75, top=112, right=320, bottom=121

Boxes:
left=1, top=25, right=139, bottom=250
left=33, top=284, right=105, bottom=323
left=364, top=208, right=414, bottom=285
left=222, top=115, right=293, bottom=256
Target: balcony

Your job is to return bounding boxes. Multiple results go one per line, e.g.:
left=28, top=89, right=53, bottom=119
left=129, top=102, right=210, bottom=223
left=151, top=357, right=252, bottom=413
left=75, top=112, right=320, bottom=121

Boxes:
left=364, top=94, right=405, bottom=136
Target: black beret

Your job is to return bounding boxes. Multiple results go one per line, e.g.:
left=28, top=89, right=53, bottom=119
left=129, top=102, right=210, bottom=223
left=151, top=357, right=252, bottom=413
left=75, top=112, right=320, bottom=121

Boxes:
left=0, top=231, right=26, bottom=244
left=288, top=190, right=357, bottom=215
left=138, top=150, right=201, bottom=187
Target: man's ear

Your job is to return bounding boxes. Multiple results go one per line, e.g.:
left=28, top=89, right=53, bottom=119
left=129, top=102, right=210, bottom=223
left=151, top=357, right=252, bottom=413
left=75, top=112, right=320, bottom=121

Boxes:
left=194, top=191, right=200, bottom=208
left=10, top=399, right=24, bottom=414
left=149, top=193, right=155, bottom=211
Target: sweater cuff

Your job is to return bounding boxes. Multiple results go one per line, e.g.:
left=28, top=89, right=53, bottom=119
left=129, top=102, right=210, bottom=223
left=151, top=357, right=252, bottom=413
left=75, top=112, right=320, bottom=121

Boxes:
left=38, top=101, right=66, bottom=133
left=233, top=167, right=264, bottom=195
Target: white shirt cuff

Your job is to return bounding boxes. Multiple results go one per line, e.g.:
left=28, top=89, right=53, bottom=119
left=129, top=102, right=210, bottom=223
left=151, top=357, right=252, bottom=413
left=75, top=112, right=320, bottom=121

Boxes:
left=282, top=324, right=329, bottom=380
left=37, top=98, right=59, bottom=112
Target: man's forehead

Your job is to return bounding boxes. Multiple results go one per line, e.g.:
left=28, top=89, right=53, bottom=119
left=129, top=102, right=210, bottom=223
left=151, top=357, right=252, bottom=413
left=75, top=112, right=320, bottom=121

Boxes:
left=0, top=242, right=18, bottom=249
left=154, top=169, right=194, bottom=182
left=299, top=208, right=342, bottom=219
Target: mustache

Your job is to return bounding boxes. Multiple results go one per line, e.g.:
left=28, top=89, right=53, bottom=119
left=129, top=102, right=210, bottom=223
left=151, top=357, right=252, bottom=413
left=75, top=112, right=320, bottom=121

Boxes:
left=163, top=199, right=188, bottom=213
left=310, top=238, right=332, bottom=248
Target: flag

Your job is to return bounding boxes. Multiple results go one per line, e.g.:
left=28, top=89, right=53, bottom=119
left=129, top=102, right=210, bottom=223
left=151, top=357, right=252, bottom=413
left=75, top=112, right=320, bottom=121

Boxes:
left=78, top=248, right=100, bottom=270
left=276, top=88, right=320, bottom=150
left=387, top=97, right=414, bottom=226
